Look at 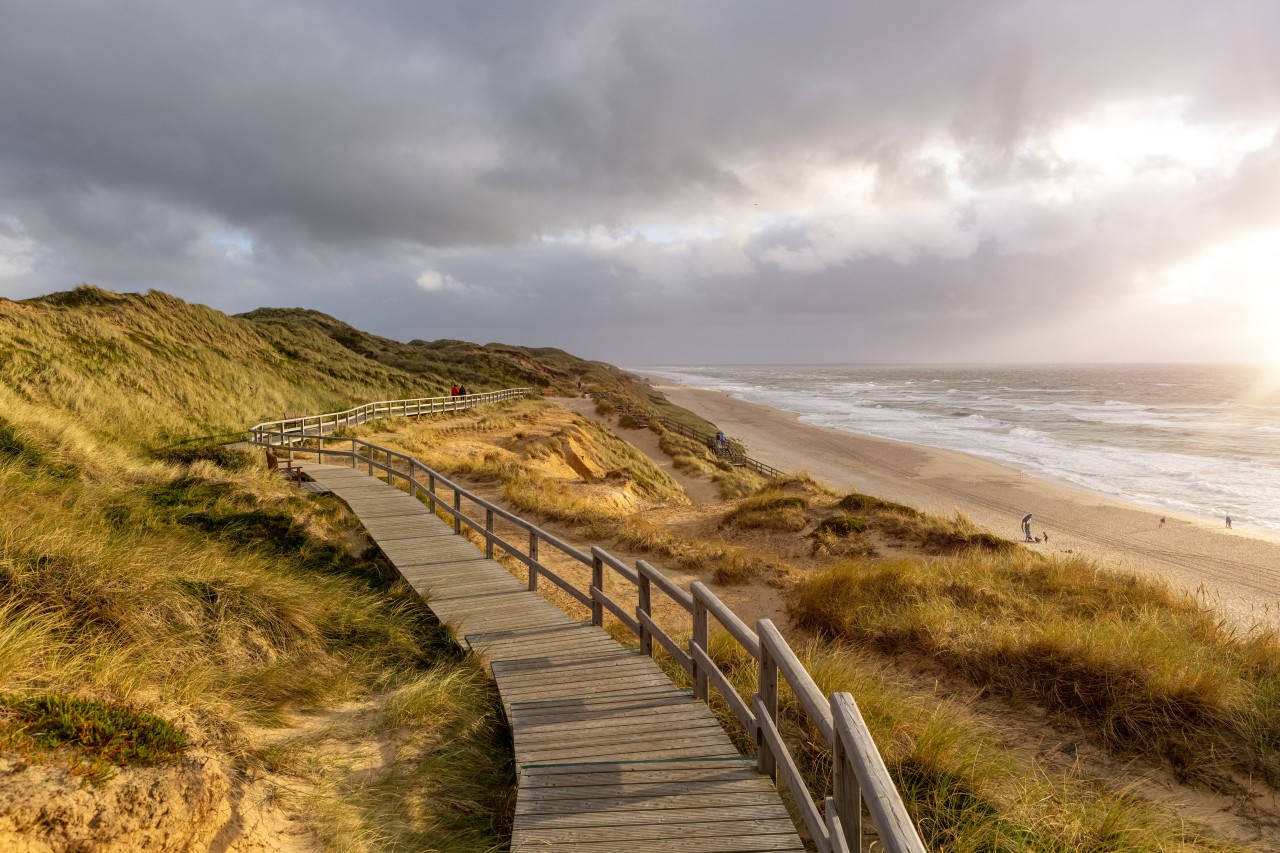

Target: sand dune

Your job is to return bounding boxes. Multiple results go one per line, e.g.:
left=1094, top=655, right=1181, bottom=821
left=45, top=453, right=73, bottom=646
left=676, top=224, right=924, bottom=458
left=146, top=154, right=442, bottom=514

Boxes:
left=658, top=383, right=1280, bottom=627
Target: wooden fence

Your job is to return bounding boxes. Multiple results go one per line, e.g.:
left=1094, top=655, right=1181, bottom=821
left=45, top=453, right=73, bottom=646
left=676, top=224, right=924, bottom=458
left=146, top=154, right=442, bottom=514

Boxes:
left=249, top=392, right=926, bottom=853
left=249, top=388, right=533, bottom=448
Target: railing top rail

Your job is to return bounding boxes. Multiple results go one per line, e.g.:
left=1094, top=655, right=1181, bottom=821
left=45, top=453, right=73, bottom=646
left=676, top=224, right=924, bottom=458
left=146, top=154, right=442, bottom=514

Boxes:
left=248, top=387, right=534, bottom=438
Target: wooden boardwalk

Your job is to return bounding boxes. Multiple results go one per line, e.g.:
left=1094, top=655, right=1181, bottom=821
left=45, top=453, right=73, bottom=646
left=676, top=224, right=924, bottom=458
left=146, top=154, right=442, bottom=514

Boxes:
left=302, top=462, right=806, bottom=853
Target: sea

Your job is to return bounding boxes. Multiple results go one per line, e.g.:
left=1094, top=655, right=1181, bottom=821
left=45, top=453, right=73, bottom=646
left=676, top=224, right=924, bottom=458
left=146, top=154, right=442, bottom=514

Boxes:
left=635, top=365, right=1280, bottom=534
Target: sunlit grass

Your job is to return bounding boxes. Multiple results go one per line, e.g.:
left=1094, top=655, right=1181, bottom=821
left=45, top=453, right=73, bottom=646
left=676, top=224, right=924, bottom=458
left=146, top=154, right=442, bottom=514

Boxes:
left=788, top=552, right=1280, bottom=789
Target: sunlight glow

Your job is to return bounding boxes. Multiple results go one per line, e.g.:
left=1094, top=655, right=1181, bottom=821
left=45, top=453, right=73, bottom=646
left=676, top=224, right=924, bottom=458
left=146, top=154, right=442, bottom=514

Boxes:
left=1147, top=229, right=1280, bottom=363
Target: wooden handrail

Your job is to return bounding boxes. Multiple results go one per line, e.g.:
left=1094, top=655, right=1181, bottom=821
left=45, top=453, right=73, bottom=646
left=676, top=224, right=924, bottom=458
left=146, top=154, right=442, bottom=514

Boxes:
left=247, top=390, right=926, bottom=852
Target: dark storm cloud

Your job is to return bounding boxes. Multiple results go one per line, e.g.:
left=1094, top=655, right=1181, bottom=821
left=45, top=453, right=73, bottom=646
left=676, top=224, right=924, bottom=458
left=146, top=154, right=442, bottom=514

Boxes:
left=1, top=1, right=1278, bottom=361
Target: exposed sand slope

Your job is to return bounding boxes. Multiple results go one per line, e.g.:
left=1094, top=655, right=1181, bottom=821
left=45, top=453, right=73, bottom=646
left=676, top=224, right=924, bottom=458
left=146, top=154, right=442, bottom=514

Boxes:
left=660, top=384, right=1280, bottom=626
left=556, top=396, right=721, bottom=504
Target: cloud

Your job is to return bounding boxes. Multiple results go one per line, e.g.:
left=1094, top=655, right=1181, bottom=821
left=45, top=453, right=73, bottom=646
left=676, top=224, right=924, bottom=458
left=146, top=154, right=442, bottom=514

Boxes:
left=415, top=270, right=466, bottom=294
left=0, top=1, right=1278, bottom=362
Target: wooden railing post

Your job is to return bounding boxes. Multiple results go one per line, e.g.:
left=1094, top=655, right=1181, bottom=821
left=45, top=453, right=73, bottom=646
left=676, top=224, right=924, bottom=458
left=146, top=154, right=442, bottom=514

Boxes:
left=408, top=461, right=418, bottom=498
left=637, top=569, right=652, bottom=657
left=528, top=531, right=539, bottom=591
left=591, top=553, right=604, bottom=626
left=757, top=620, right=779, bottom=781
left=485, top=508, right=494, bottom=559
left=692, top=593, right=709, bottom=702
left=350, top=438, right=357, bottom=469
left=428, top=473, right=436, bottom=512
left=832, top=696, right=862, bottom=852
left=453, top=489, right=462, bottom=534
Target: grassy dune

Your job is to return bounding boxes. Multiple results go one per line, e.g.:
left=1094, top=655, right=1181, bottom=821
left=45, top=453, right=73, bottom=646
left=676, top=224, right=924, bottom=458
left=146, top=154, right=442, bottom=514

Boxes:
left=0, top=287, right=668, bottom=848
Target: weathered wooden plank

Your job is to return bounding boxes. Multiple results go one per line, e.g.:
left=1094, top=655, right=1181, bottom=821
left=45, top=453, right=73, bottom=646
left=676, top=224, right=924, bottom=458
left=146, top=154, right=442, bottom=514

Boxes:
left=517, top=737, right=739, bottom=765
left=514, top=729, right=733, bottom=757
left=492, top=657, right=670, bottom=684
left=512, top=773, right=778, bottom=799
left=515, top=817, right=800, bottom=843
left=512, top=803, right=792, bottom=827
left=507, top=690, right=692, bottom=714
left=512, top=701, right=716, bottom=732
left=514, top=789, right=788, bottom=816
left=506, top=824, right=798, bottom=845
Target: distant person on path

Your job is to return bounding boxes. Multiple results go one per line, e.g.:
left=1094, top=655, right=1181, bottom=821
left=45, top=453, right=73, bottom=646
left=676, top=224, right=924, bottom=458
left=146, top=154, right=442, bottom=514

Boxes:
left=1226, top=515, right=1233, bottom=529
left=459, top=385, right=468, bottom=396
left=451, top=384, right=459, bottom=397
left=1160, top=517, right=1166, bottom=528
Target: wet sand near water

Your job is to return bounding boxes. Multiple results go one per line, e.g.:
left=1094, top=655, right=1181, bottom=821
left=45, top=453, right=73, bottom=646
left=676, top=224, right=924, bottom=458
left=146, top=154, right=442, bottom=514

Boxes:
left=657, top=384, right=1280, bottom=627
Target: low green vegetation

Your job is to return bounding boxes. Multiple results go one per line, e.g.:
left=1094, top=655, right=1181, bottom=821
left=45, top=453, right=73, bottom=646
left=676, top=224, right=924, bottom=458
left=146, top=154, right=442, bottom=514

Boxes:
left=837, top=492, right=920, bottom=516
left=723, top=488, right=812, bottom=531
left=0, top=693, right=187, bottom=783
left=812, top=514, right=867, bottom=536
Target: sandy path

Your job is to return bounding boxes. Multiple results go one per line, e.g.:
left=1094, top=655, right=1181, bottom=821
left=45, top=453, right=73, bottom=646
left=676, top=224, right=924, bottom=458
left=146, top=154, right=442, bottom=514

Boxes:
left=659, top=384, right=1280, bottom=626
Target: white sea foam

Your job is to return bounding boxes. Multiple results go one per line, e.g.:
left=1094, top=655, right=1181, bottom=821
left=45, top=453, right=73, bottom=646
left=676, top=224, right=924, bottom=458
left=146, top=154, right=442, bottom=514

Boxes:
left=636, top=364, right=1280, bottom=532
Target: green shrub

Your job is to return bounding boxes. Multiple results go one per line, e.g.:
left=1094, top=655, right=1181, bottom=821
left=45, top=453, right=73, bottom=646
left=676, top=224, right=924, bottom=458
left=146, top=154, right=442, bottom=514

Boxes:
left=838, top=492, right=919, bottom=517
left=1, top=693, right=186, bottom=782
left=813, top=515, right=867, bottom=536
left=153, top=441, right=255, bottom=471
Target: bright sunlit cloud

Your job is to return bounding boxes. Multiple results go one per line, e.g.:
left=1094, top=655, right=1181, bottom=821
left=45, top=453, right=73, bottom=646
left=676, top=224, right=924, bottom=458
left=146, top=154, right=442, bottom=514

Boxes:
left=1051, top=98, right=1277, bottom=180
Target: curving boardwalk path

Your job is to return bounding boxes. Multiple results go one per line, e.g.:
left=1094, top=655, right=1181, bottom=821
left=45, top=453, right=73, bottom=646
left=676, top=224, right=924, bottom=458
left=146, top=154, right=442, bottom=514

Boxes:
left=302, top=462, right=806, bottom=852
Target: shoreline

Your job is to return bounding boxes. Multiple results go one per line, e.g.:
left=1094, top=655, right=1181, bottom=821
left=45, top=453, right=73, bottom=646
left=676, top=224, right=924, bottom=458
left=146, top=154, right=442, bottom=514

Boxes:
left=653, top=381, right=1280, bottom=626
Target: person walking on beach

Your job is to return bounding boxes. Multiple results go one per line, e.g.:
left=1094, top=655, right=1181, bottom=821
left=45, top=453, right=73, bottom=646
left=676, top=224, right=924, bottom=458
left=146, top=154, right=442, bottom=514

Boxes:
left=1021, top=513, right=1033, bottom=542
left=1160, top=517, right=1166, bottom=528
left=1226, top=515, right=1232, bottom=529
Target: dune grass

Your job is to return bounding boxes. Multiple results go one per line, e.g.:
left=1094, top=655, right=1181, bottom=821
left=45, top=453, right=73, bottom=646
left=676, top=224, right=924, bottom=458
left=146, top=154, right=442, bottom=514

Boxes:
left=0, top=424, right=515, bottom=847
left=788, top=552, right=1280, bottom=789
left=637, top=627, right=1233, bottom=851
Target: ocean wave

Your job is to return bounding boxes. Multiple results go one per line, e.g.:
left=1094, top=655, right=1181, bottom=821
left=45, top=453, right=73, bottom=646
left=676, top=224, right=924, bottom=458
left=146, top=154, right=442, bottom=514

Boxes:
left=636, top=364, right=1280, bottom=529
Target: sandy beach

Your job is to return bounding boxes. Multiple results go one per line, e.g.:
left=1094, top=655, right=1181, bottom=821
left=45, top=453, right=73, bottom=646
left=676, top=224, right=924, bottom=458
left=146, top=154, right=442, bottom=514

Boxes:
left=657, top=383, right=1280, bottom=626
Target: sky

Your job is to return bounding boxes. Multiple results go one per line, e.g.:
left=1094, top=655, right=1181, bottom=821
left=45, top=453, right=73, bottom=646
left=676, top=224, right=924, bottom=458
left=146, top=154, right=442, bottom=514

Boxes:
left=1, top=1, right=1278, bottom=365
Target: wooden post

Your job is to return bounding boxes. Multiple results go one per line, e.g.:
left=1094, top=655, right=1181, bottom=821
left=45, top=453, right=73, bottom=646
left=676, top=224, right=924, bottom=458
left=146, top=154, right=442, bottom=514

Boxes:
left=757, top=621, right=779, bottom=781
left=591, top=553, right=604, bottom=627
left=453, top=489, right=462, bottom=534
left=409, top=461, right=417, bottom=498
left=350, top=438, right=357, bottom=469
left=428, top=473, right=436, bottom=512
left=832, top=698, right=862, bottom=852
left=528, top=531, right=539, bottom=591
left=692, top=593, right=709, bottom=702
left=485, top=508, right=494, bottom=558
left=637, top=570, right=652, bottom=657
